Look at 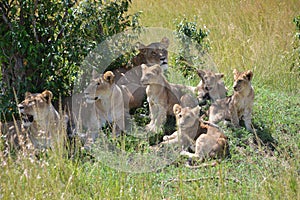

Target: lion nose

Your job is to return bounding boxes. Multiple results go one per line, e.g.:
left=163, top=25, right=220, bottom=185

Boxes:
left=18, top=104, right=24, bottom=110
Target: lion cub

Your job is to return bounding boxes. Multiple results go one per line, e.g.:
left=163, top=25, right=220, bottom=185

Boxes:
left=161, top=104, right=204, bottom=150
left=162, top=104, right=229, bottom=161
left=18, top=90, right=67, bottom=149
left=180, top=120, right=230, bottom=161
left=140, top=64, right=197, bottom=132
left=196, top=69, right=227, bottom=104
left=209, top=69, right=255, bottom=132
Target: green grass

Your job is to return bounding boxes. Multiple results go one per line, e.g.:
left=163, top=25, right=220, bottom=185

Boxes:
left=1, top=0, right=300, bottom=199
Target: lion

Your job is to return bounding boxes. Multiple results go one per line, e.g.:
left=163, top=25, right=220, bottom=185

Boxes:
left=162, top=104, right=229, bottom=162
left=161, top=104, right=204, bottom=150
left=209, top=69, right=255, bottom=132
left=114, top=37, right=170, bottom=109
left=196, top=69, right=227, bottom=104
left=84, top=70, right=134, bottom=137
left=140, top=64, right=198, bottom=132
left=180, top=121, right=229, bottom=161
left=17, top=90, right=68, bottom=149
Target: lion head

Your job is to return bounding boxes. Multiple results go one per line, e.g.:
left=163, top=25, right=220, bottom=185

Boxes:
left=197, top=70, right=224, bottom=92
left=140, top=64, right=163, bottom=86
left=173, top=104, right=201, bottom=129
left=18, top=90, right=54, bottom=127
left=132, top=37, right=169, bottom=71
left=233, top=69, right=253, bottom=92
left=84, top=70, right=116, bottom=104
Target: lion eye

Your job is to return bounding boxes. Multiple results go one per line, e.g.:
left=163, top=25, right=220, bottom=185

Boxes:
left=178, top=114, right=182, bottom=118
left=237, top=80, right=243, bottom=84
left=96, top=82, right=100, bottom=86
left=151, top=51, right=157, bottom=56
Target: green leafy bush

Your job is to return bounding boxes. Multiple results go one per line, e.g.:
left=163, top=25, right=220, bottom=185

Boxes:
left=173, top=17, right=210, bottom=78
left=0, top=0, right=140, bottom=121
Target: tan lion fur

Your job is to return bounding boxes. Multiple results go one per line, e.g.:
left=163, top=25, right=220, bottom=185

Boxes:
left=162, top=104, right=229, bottom=161
left=161, top=104, right=204, bottom=149
left=196, top=69, right=227, bottom=103
left=209, top=69, right=255, bottom=132
left=17, top=90, right=67, bottom=149
left=114, top=37, right=170, bottom=109
left=180, top=120, right=229, bottom=161
left=84, top=70, right=133, bottom=136
left=140, top=64, right=198, bottom=132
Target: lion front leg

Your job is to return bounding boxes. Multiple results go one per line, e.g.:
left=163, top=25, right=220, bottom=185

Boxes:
left=146, top=102, right=159, bottom=132
left=162, top=131, right=178, bottom=144
left=229, top=105, right=240, bottom=128
left=153, top=105, right=167, bottom=132
left=243, top=108, right=254, bottom=133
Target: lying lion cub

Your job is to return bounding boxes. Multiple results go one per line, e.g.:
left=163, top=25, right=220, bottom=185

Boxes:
left=84, top=70, right=133, bottom=136
left=18, top=90, right=68, bottom=149
left=180, top=120, right=230, bottom=161
left=162, top=104, right=229, bottom=161
left=196, top=69, right=227, bottom=103
left=209, top=69, right=255, bottom=132
left=140, top=64, right=198, bottom=132
left=161, top=104, right=204, bottom=150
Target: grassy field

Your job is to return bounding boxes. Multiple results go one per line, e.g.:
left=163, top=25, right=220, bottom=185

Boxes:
left=1, top=0, right=300, bottom=199
left=130, top=0, right=300, bottom=93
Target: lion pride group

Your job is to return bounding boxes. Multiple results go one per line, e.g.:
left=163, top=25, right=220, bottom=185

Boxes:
left=1, top=37, right=254, bottom=164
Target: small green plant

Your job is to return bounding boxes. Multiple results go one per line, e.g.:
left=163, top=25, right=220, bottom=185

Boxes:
left=173, top=17, right=210, bottom=79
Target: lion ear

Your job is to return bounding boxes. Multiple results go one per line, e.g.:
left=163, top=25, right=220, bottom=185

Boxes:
left=153, top=64, right=162, bottom=75
left=173, top=104, right=182, bottom=115
left=25, top=92, right=32, bottom=98
left=103, top=71, right=115, bottom=84
left=92, top=69, right=100, bottom=79
left=233, top=69, right=239, bottom=79
left=196, top=69, right=205, bottom=79
left=192, top=106, right=201, bottom=116
left=245, top=70, right=253, bottom=81
left=42, top=90, right=53, bottom=103
left=136, top=42, right=146, bottom=52
left=216, top=73, right=224, bottom=80
left=160, top=37, right=170, bottom=49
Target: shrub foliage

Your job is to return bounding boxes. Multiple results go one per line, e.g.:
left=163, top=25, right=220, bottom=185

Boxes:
left=0, top=0, right=140, bottom=120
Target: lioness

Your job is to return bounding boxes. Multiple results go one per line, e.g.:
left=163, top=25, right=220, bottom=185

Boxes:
left=84, top=70, right=133, bottom=136
left=114, top=37, right=170, bottom=109
left=196, top=69, right=227, bottom=104
left=209, top=69, right=255, bottom=132
left=17, top=90, right=67, bottom=149
left=140, top=64, right=198, bottom=132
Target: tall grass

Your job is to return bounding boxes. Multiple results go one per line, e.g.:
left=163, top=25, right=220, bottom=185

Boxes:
left=1, top=0, right=300, bottom=199
left=130, top=0, right=300, bottom=93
